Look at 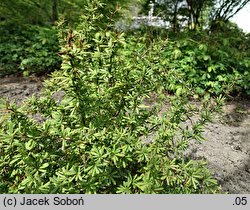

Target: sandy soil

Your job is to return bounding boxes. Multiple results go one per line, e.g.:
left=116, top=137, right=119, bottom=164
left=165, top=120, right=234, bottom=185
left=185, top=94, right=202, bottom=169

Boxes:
left=187, top=100, right=250, bottom=194
left=0, top=74, right=249, bottom=194
left=0, top=75, right=44, bottom=105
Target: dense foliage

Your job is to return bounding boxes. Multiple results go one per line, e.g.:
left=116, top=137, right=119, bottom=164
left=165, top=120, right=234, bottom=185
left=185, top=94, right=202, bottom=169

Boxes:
left=0, top=0, right=137, bottom=76
left=0, top=22, right=60, bottom=76
left=166, top=27, right=250, bottom=96
left=129, top=24, right=250, bottom=96
left=0, top=0, right=135, bottom=25
left=0, top=1, right=224, bottom=193
left=0, top=0, right=249, bottom=194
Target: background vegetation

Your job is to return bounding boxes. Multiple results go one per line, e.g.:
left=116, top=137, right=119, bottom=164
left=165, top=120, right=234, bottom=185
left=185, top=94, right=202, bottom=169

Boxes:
left=0, top=0, right=249, bottom=193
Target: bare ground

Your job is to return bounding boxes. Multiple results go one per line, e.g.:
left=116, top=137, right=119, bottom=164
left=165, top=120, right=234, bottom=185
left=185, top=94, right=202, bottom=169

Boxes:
left=0, top=74, right=249, bottom=194
left=187, top=100, right=250, bottom=194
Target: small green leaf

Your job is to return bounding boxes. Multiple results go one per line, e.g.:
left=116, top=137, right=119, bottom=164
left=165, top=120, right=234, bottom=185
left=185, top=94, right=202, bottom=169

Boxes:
left=40, top=163, right=49, bottom=169
left=25, top=140, right=35, bottom=151
left=176, top=87, right=182, bottom=96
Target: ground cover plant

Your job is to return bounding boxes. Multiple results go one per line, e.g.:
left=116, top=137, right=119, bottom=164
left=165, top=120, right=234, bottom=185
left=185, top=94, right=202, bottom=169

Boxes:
left=0, top=22, right=61, bottom=76
left=0, top=1, right=224, bottom=194
left=169, top=26, right=250, bottom=96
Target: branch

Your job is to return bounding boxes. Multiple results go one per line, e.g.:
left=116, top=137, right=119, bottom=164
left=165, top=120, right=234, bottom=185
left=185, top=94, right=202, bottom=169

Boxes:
left=226, top=0, right=250, bottom=20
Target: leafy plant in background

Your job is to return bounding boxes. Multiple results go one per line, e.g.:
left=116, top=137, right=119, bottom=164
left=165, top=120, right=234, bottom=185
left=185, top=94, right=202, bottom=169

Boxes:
left=0, top=0, right=223, bottom=194
left=162, top=26, right=250, bottom=97
left=0, top=22, right=61, bottom=76
left=19, top=26, right=61, bottom=76
left=206, top=23, right=250, bottom=95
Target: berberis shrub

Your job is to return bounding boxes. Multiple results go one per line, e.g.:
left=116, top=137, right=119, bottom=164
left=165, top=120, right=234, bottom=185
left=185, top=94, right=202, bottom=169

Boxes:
left=0, top=1, right=222, bottom=193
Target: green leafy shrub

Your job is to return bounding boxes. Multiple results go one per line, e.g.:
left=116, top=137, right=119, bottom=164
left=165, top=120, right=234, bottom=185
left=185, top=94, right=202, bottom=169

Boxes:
left=161, top=29, right=250, bottom=97
left=0, top=1, right=222, bottom=193
left=206, top=26, right=250, bottom=95
left=0, top=22, right=61, bottom=76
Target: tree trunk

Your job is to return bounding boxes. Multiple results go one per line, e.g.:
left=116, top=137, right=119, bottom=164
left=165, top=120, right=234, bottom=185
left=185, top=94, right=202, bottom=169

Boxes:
left=52, top=0, right=58, bottom=23
left=172, top=2, right=178, bottom=32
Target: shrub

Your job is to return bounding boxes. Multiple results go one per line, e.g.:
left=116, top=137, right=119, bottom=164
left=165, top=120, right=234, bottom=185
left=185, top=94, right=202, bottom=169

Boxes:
left=0, top=22, right=61, bottom=76
left=0, top=1, right=222, bottom=193
left=163, top=29, right=250, bottom=96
